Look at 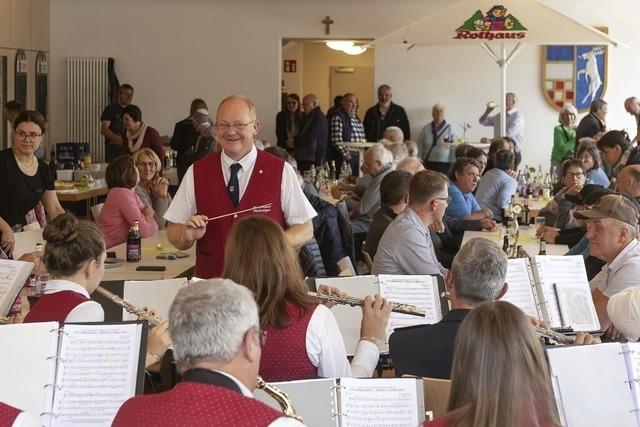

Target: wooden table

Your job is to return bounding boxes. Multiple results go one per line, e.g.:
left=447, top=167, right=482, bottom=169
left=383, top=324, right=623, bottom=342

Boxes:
left=56, top=184, right=109, bottom=217
left=513, top=196, right=548, bottom=218
left=462, top=226, right=568, bottom=257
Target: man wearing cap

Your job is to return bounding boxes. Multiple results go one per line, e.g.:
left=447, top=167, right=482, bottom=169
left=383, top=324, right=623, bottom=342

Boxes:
left=164, top=95, right=316, bottom=279
left=575, top=194, right=640, bottom=331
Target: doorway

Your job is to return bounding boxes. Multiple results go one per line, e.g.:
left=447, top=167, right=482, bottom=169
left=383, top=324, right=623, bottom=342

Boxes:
left=330, top=66, right=374, bottom=116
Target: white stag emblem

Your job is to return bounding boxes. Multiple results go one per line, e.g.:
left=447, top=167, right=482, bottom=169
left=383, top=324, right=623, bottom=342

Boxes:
left=577, top=46, right=604, bottom=104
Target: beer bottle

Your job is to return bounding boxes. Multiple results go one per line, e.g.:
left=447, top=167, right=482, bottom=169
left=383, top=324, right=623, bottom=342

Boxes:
left=126, top=221, right=142, bottom=262
left=523, top=198, right=530, bottom=226
left=538, top=239, right=547, bottom=256
left=502, top=236, right=510, bottom=254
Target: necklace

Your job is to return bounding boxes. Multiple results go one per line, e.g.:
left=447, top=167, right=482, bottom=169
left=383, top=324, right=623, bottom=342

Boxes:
left=14, top=152, right=36, bottom=169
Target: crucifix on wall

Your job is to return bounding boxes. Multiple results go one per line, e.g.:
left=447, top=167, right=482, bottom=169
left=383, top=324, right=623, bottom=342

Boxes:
left=322, top=16, right=334, bottom=35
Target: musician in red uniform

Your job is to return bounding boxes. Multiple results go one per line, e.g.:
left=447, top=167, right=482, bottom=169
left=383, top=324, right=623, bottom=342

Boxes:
left=113, top=279, right=304, bottom=427
left=164, top=95, right=316, bottom=279
left=223, top=216, right=391, bottom=381
left=0, top=401, right=39, bottom=426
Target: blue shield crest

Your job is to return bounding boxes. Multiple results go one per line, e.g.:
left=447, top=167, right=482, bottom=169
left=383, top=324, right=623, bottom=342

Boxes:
left=542, top=45, right=607, bottom=112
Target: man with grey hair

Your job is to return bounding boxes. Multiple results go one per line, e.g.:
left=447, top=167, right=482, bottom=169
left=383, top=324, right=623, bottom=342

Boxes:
left=396, top=157, right=425, bottom=175
left=382, top=126, right=404, bottom=143
left=389, top=238, right=508, bottom=379
left=113, top=279, right=304, bottom=426
left=345, top=143, right=394, bottom=234
left=479, top=92, right=525, bottom=166
left=575, top=194, right=640, bottom=332
left=363, top=84, right=411, bottom=142
left=576, top=98, right=607, bottom=142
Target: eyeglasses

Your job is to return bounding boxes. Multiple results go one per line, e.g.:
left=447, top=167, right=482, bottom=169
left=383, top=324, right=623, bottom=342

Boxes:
left=435, top=196, right=452, bottom=205
left=214, top=120, right=256, bottom=131
left=257, top=328, right=267, bottom=346
left=136, top=161, right=157, bottom=169
left=15, top=130, right=43, bottom=141
left=566, top=172, right=584, bottom=178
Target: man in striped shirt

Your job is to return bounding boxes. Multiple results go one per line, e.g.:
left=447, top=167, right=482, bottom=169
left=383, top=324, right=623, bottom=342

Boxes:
left=330, top=93, right=365, bottom=177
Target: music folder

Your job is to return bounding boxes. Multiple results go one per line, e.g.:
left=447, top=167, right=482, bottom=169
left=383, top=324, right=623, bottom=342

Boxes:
left=0, top=321, right=147, bottom=426
left=503, top=255, right=600, bottom=332
left=312, top=275, right=448, bottom=355
left=254, top=377, right=425, bottom=426
left=546, top=342, right=640, bottom=426
left=0, top=258, right=34, bottom=316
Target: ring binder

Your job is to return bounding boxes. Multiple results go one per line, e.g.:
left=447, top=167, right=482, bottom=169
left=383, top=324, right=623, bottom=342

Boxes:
left=48, top=328, right=69, bottom=336
left=43, top=384, right=62, bottom=391
left=39, top=412, right=57, bottom=418
left=46, top=355, right=66, bottom=363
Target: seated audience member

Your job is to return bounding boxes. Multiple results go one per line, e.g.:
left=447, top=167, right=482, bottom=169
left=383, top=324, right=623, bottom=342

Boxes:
left=475, top=149, right=517, bottom=221
left=373, top=170, right=448, bottom=276
left=396, top=157, right=425, bottom=175
left=607, top=286, right=640, bottom=341
left=294, top=93, right=328, bottom=173
left=0, top=110, right=65, bottom=257
left=365, top=171, right=412, bottom=258
left=275, top=93, right=302, bottom=152
left=344, top=143, right=393, bottom=234
left=425, top=301, right=561, bottom=427
left=113, top=279, right=305, bottom=426
left=132, top=148, right=172, bottom=229
left=466, top=147, right=488, bottom=175
left=550, top=104, right=577, bottom=177
left=23, top=214, right=170, bottom=368
left=445, top=158, right=493, bottom=220
left=615, top=164, right=640, bottom=203
left=577, top=140, right=609, bottom=188
left=539, top=159, right=585, bottom=229
left=575, top=194, right=640, bottom=331
left=0, top=401, right=39, bottom=426
left=120, top=104, right=164, bottom=161
left=98, top=155, right=158, bottom=248
left=420, top=103, right=456, bottom=173
left=390, top=238, right=508, bottom=379
left=382, top=126, right=404, bottom=144
left=387, top=141, right=408, bottom=166
left=404, top=140, right=419, bottom=158
left=597, top=130, right=640, bottom=180
left=483, top=137, right=510, bottom=173
left=223, top=216, right=390, bottom=381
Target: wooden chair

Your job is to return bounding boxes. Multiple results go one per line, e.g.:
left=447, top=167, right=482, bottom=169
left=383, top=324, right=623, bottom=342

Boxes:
left=90, top=203, right=104, bottom=221
left=423, top=377, right=452, bottom=421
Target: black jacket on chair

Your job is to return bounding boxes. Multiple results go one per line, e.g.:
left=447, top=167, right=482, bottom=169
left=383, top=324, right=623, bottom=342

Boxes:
left=294, top=106, right=328, bottom=163
left=389, top=309, right=470, bottom=379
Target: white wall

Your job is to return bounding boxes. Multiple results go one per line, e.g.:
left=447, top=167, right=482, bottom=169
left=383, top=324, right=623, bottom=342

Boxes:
left=49, top=0, right=639, bottom=168
left=282, top=41, right=303, bottom=97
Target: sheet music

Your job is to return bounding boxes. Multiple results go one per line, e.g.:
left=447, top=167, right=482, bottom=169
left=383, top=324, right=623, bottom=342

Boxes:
left=339, top=378, right=419, bottom=427
left=533, top=256, right=599, bottom=331
left=503, top=259, right=540, bottom=318
left=0, top=322, right=59, bottom=422
left=546, top=344, right=637, bottom=427
left=50, top=323, right=142, bottom=427
left=378, top=275, right=438, bottom=342
left=0, top=259, right=33, bottom=315
left=623, top=343, right=640, bottom=422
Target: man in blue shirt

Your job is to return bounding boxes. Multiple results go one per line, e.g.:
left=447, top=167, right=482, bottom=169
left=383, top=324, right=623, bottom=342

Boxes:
left=445, top=157, right=493, bottom=220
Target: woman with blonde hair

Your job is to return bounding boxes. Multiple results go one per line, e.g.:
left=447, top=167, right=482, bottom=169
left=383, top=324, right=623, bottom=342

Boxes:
left=222, top=215, right=390, bottom=382
left=426, top=301, right=560, bottom=427
left=132, top=148, right=172, bottom=228
left=550, top=104, right=577, bottom=181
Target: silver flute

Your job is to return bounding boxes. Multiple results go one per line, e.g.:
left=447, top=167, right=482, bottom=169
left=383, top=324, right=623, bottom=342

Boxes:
left=308, top=291, right=425, bottom=317
left=535, top=326, right=575, bottom=344
left=95, top=286, right=162, bottom=327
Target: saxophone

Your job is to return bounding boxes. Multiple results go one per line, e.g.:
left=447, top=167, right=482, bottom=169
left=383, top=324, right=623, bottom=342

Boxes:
left=256, top=376, right=303, bottom=422
left=95, top=286, right=162, bottom=326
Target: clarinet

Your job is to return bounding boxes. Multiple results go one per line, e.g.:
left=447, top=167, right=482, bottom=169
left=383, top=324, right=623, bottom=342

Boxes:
left=308, top=291, right=425, bottom=317
left=95, top=286, right=162, bottom=327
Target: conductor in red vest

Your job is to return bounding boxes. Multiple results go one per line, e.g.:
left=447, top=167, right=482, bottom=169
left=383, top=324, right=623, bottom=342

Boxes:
left=164, top=95, right=316, bottom=278
left=113, top=279, right=304, bottom=426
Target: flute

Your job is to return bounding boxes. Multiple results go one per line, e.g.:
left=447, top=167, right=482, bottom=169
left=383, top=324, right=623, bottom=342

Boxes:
left=308, top=291, right=425, bottom=317
left=95, top=286, right=162, bottom=327
left=535, top=326, right=575, bottom=345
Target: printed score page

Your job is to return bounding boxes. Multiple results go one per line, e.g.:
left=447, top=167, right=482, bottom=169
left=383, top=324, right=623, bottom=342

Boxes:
left=378, top=275, right=439, bottom=342
left=624, top=342, right=640, bottom=420
left=339, top=378, right=419, bottom=427
left=503, top=258, right=540, bottom=318
left=0, top=259, right=33, bottom=314
left=535, top=256, right=599, bottom=331
left=51, top=323, right=142, bottom=427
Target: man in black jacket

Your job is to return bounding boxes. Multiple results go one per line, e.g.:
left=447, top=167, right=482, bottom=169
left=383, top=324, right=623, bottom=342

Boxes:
left=363, top=85, right=410, bottom=142
left=576, top=99, right=607, bottom=144
left=389, top=238, right=508, bottom=379
left=294, top=94, right=328, bottom=173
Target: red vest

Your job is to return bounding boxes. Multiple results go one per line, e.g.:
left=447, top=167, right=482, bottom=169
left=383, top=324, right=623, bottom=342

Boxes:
left=0, top=402, right=21, bottom=426
left=193, top=150, right=286, bottom=278
left=112, top=381, right=282, bottom=427
left=259, top=301, right=318, bottom=382
left=23, top=291, right=89, bottom=324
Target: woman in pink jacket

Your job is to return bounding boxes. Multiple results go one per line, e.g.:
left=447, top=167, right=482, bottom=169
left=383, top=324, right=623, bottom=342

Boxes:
left=98, top=155, right=158, bottom=248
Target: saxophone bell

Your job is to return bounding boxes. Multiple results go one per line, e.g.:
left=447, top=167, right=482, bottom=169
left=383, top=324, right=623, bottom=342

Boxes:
left=256, top=376, right=303, bottom=421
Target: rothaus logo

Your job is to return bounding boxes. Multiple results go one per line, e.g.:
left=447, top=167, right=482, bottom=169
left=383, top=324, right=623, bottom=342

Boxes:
left=454, top=5, right=527, bottom=40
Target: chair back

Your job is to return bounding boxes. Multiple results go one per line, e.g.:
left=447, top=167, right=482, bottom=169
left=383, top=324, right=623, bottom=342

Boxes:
left=90, top=203, right=104, bottom=221
left=423, top=377, right=452, bottom=421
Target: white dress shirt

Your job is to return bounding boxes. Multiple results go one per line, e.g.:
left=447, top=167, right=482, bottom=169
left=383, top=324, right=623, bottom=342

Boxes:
left=43, top=279, right=104, bottom=323
left=164, top=146, right=316, bottom=226
left=480, top=108, right=525, bottom=152
left=306, top=304, right=379, bottom=378
left=217, top=371, right=305, bottom=426
left=11, top=412, right=41, bottom=427
left=590, top=239, right=640, bottom=298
